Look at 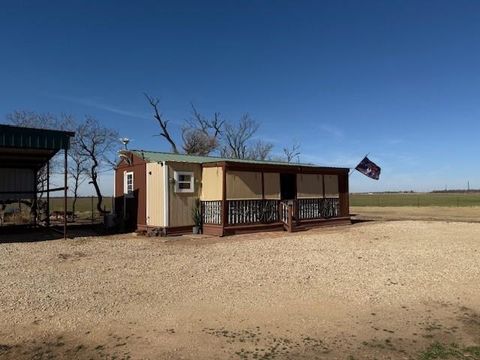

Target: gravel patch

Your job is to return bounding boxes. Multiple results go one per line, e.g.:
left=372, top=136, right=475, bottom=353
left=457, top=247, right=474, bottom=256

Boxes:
left=1, top=220, right=479, bottom=359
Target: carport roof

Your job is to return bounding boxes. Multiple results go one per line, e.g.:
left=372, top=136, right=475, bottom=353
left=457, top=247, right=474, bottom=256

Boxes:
left=0, top=124, right=74, bottom=150
left=0, top=124, right=75, bottom=169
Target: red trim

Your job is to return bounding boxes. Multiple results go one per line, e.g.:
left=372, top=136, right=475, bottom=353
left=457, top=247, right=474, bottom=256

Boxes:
left=203, top=224, right=224, bottom=236
left=223, top=222, right=285, bottom=236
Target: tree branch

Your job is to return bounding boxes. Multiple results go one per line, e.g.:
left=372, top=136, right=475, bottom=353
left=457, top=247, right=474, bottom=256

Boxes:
left=144, top=93, right=179, bottom=153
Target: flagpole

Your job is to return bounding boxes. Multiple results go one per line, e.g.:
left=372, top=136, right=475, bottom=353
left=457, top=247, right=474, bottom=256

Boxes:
left=349, top=153, right=370, bottom=177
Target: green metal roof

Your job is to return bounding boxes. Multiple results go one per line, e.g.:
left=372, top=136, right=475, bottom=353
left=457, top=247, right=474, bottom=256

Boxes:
left=130, top=150, right=348, bottom=170
left=0, top=124, right=75, bottom=150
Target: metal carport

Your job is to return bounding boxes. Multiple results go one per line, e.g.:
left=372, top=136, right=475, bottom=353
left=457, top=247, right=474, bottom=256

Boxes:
left=0, top=124, right=75, bottom=239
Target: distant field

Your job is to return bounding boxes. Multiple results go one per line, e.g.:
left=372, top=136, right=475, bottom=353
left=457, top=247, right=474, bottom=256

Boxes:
left=49, top=194, right=480, bottom=211
left=49, top=197, right=113, bottom=213
left=350, top=192, right=480, bottom=207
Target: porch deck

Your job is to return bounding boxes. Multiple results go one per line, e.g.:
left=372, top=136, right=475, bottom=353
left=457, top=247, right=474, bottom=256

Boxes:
left=201, top=198, right=351, bottom=236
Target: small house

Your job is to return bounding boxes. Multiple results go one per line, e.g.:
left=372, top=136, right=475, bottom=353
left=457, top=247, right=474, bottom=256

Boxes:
left=114, top=150, right=350, bottom=236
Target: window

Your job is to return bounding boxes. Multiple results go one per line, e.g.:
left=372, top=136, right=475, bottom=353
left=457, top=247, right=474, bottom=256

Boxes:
left=174, top=171, right=194, bottom=193
left=124, top=171, right=134, bottom=195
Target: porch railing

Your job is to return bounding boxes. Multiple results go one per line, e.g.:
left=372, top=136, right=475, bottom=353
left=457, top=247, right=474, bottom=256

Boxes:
left=201, top=200, right=222, bottom=225
left=201, top=197, right=341, bottom=227
left=227, top=200, right=279, bottom=225
left=280, top=201, right=289, bottom=224
left=297, top=198, right=340, bottom=220
left=280, top=200, right=293, bottom=232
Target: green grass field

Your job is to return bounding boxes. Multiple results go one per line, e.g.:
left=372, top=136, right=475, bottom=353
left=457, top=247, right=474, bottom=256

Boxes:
left=350, top=193, right=480, bottom=207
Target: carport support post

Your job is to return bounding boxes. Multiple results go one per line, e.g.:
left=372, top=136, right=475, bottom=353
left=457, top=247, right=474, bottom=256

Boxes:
left=46, top=161, right=50, bottom=227
left=64, top=148, right=68, bottom=239
left=32, top=169, right=37, bottom=227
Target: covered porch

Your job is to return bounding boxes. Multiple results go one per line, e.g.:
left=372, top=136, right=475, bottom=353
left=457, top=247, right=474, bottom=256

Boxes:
left=200, top=161, right=350, bottom=236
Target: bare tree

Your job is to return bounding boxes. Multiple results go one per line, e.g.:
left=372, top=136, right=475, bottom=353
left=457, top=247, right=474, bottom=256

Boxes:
left=181, top=129, right=217, bottom=156
left=57, top=116, right=89, bottom=218
left=7, top=110, right=64, bottom=130
left=68, top=139, right=88, bottom=218
left=144, top=93, right=179, bottom=153
left=189, top=104, right=224, bottom=138
left=221, top=114, right=261, bottom=159
left=181, top=104, right=224, bottom=155
left=75, top=116, right=119, bottom=214
left=283, top=143, right=301, bottom=163
left=247, top=140, right=274, bottom=160
left=144, top=96, right=273, bottom=160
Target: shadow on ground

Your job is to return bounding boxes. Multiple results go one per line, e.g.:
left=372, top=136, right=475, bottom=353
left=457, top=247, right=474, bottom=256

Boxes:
left=0, top=224, right=109, bottom=243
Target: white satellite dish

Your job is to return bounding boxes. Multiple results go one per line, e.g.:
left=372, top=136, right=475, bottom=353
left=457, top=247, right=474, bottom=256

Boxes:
left=119, top=137, right=132, bottom=149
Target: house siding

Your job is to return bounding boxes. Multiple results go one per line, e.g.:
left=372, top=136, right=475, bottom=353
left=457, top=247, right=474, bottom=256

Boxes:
left=297, top=174, right=324, bottom=199
left=115, top=154, right=147, bottom=229
left=324, top=174, right=339, bottom=198
left=201, top=166, right=223, bottom=201
left=168, top=162, right=202, bottom=228
left=146, top=162, right=164, bottom=227
left=263, top=172, right=280, bottom=200
left=226, top=171, right=262, bottom=200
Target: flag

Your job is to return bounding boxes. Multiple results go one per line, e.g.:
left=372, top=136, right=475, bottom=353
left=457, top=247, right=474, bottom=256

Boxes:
left=355, top=156, right=381, bottom=180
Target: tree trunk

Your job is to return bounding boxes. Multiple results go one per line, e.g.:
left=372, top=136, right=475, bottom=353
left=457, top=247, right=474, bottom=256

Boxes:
left=89, top=160, right=108, bottom=215
left=90, top=178, right=106, bottom=214
left=72, top=181, right=78, bottom=219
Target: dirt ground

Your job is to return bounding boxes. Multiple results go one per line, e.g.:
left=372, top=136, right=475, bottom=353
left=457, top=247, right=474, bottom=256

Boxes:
left=1, top=219, right=480, bottom=359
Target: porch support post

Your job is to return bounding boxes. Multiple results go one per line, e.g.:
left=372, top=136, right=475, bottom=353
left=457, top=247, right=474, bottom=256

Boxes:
left=322, top=173, right=326, bottom=198
left=338, top=172, right=350, bottom=218
left=64, top=148, right=68, bottom=239
left=221, top=163, right=227, bottom=235
left=261, top=171, right=265, bottom=200
left=287, top=204, right=293, bottom=232
left=32, top=168, right=37, bottom=227
left=46, top=161, right=50, bottom=227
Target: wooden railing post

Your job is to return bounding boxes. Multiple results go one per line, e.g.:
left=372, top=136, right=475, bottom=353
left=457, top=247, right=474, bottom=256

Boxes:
left=221, top=165, right=227, bottom=234
left=287, top=204, right=293, bottom=232
left=278, top=200, right=282, bottom=224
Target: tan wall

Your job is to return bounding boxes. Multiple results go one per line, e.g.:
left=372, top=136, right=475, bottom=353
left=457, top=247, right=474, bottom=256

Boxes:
left=325, top=174, right=339, bottom=198
left=264, top=172, right=280, bottom=200
left=201, top=166, right=223, bottom=201
left=226, top=171, right=262, bottom=200
left=168, top=162, right=202, bottom=227
left=146, top=162, right=164, bottom=227
left=297, top=174, right=324, bottom=199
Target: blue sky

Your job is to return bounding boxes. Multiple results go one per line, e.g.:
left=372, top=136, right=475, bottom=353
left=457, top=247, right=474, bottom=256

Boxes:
left=1, top=0, right=479, bottom=194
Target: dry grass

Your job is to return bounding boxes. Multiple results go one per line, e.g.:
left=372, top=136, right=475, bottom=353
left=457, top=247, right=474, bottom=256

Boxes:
left=351, top=206, right=480, bottom=223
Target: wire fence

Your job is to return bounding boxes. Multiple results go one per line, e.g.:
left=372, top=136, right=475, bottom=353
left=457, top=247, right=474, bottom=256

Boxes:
left=48, top=196, right=114, bottom=224
left=0, top=196, right=114, bottom=227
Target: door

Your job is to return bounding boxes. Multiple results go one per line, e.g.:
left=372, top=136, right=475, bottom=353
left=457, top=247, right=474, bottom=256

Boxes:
left=280, top=173, right=296, bottom=200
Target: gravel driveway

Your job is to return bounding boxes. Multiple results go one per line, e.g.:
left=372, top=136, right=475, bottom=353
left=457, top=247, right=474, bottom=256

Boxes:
left=1, top=220, right=479, bottom=359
